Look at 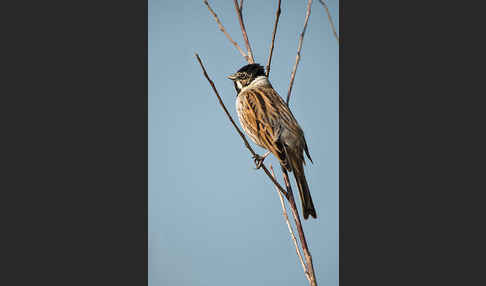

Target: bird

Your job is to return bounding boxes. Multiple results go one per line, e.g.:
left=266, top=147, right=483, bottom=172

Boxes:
left=227, top=63, right=317, bottom=219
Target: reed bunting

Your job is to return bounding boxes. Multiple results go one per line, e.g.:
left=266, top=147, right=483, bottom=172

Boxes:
left=228, top=63, right=317, bottom=219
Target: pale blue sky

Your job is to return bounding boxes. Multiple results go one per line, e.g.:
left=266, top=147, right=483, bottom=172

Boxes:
left=149, top=1, right=339, bottom=285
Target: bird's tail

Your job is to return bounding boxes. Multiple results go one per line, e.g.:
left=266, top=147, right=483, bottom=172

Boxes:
left=284, top=146, right=317, bottom=220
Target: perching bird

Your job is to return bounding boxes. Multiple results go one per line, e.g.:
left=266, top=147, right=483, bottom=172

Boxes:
left=227, top=63, right=317, bottom=219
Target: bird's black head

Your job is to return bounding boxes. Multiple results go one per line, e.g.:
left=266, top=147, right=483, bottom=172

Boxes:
left=227, top=63, right=266, bottom=94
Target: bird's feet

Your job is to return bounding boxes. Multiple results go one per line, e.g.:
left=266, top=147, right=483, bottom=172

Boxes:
left=253, top=151, right=271, bottom=169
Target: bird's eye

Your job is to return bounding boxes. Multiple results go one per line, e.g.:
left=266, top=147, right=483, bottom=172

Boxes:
left=238, top=73, right=247, bottom=79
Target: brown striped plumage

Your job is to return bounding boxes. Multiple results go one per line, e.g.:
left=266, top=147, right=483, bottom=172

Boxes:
left=228, top=63, right=317, bottom=219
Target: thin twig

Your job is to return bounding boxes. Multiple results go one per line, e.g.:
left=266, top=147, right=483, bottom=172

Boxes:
left=195, top=53, right=287, bottom=197
left=203, top=0, right=249, bottom=62
left=265, top=0, right=282, bottom=77
left=233, top=0, right=254, bottom=63
left=318, top=0, right=339, bottom=43
left=286, top=0, right=313, bottom=105
left=281, top=167, right=317, bottom=286
left=270, top=165, right=310, bottom=282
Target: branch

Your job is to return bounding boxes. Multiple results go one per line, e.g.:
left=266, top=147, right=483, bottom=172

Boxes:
left=318, top=0, right=339, bottom=43
left=286, top=0, right=313, bottom=105
left=281, top=167, right=318, bottom=286
left=194, top=53, right=287, bottom=197
left=199, top=2, right=319, bottom=284
left=233, top=0, right=255, bottom=63
left=203, top=0, right=249, bottom=62
left=270, top=165, right=309, bottom=282
left=265, top=0, right=282, bottom=77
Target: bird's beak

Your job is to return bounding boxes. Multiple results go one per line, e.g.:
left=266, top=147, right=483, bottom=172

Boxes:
left=227, top=73, right=238, bottom=80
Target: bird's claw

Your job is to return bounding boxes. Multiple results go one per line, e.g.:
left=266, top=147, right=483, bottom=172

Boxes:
left=253, top=154, right=266, bottom=169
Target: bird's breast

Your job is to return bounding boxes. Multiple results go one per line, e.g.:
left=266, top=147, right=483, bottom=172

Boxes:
left=235, top=94, right=264, bottom=147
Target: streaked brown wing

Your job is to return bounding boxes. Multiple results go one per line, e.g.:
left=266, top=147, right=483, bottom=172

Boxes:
left=260, top=87, right=304, bottom=141
left=237, top=87, right=279, bottom=157
left=237, top=86, right=305, bottom=164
